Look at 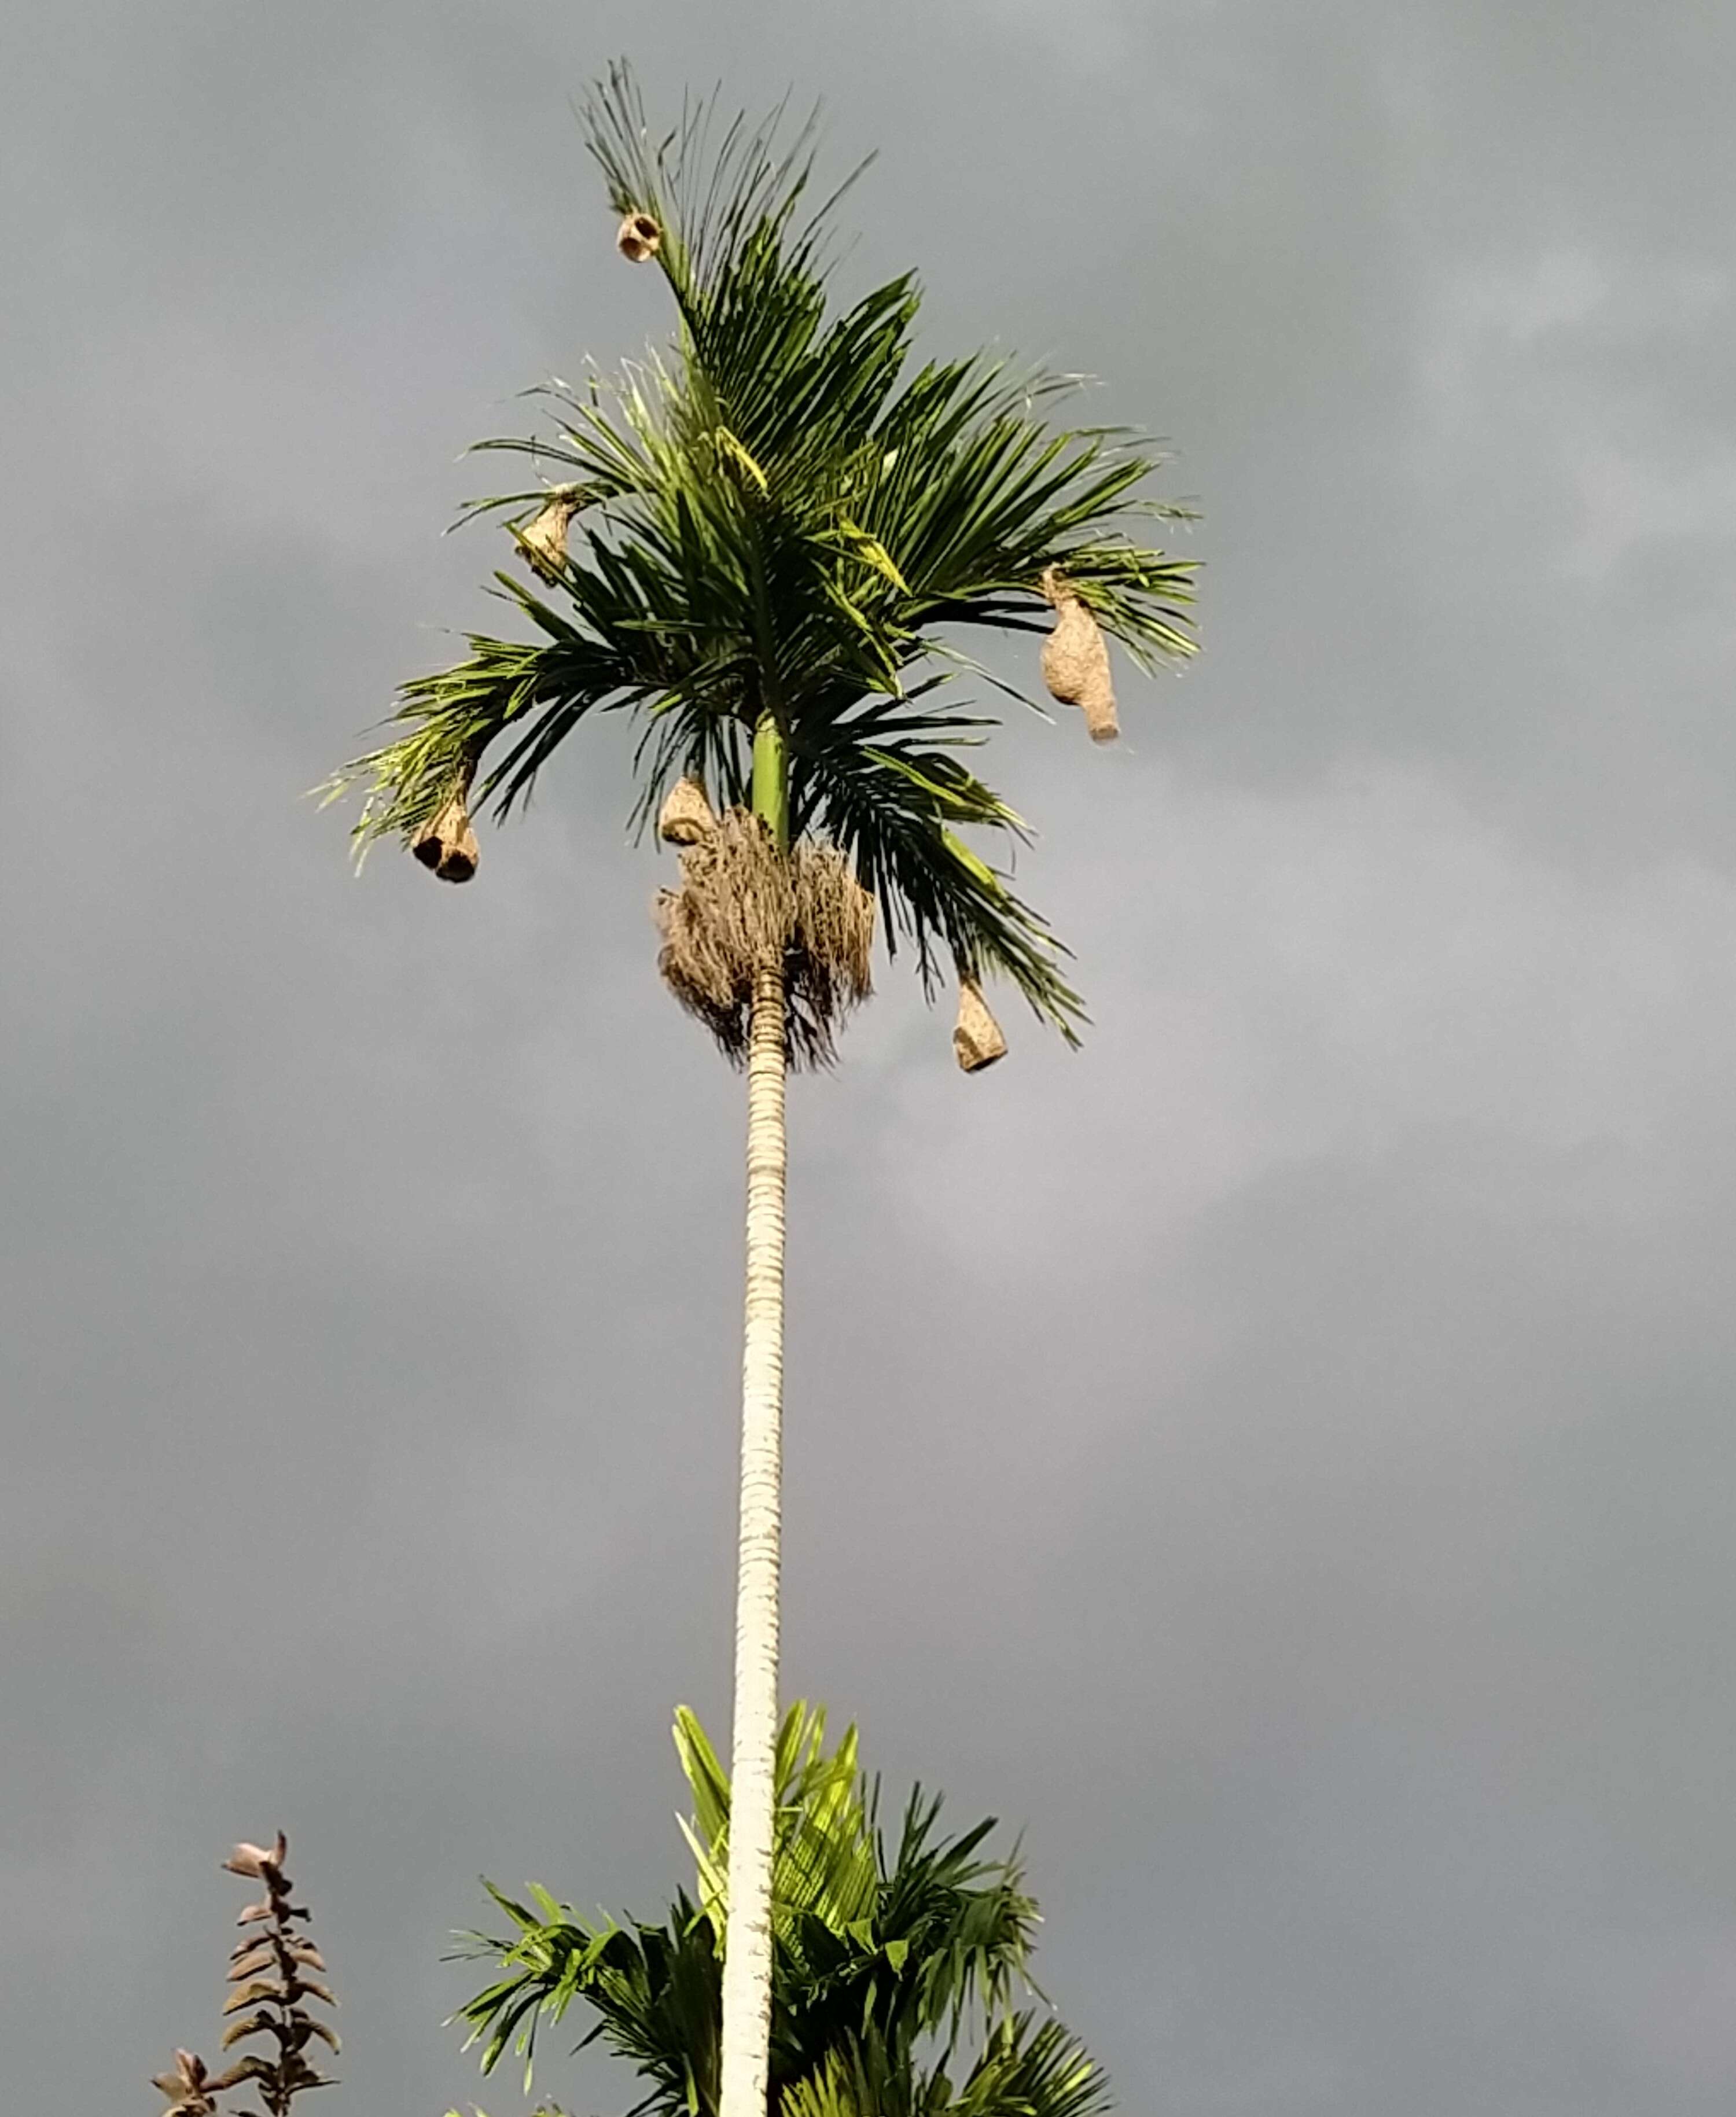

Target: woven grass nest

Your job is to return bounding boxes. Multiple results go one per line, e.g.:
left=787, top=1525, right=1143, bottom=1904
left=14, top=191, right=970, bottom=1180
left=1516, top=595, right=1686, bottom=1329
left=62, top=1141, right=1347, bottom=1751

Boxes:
left=952, top=978, right=1007, bottom=1072
left=1039, top=566, right=1119, bottom=743
left=655, top=804, right=874, bottom=1068
left=412, top=762, right=479, bottom=883
left=616, top=211, right=662, bottom=263
left=514, top=488, right=582, bottom=581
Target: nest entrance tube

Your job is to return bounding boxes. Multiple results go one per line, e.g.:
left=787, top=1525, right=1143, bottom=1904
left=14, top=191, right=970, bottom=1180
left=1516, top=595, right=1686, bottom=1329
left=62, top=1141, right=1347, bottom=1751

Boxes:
left=616, top=211, right=662, bottom=262
left=953, top=980, right=1007, bottom=1072
left=411, top=772, right=479, bottom=883
left=654, top=809, right=873, bottom=1069
left=1039, top=566, right=1119, bottom=744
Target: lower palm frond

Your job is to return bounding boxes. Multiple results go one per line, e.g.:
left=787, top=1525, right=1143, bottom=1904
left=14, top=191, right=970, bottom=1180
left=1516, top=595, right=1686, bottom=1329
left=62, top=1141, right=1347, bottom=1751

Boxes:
left=782, top=2017, right=1110, bottom=2117
left=448, top=1707, right=1081, bottom=2117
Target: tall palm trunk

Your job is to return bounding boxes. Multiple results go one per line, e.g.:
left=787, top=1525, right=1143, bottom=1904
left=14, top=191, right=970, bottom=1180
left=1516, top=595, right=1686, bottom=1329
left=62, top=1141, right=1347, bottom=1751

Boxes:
left=719, top=715, right=790, bottom=2117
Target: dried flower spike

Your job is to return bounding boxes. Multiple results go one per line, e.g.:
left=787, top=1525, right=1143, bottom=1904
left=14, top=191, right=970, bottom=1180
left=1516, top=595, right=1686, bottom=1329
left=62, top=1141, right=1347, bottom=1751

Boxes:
left=656, top=808, right=873, bottom=1069
left=616, top=210, right=661, bottom=262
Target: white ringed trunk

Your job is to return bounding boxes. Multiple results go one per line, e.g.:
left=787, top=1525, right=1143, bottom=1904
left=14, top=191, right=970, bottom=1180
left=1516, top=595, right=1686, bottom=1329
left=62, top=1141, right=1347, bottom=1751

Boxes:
left=719, top=962, right=788, bottom=2117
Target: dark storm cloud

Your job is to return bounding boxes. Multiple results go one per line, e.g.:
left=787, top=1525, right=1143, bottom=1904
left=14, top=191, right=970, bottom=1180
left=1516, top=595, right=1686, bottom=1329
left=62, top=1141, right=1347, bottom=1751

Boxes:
left=4, top=4, right=1736, bottom=2113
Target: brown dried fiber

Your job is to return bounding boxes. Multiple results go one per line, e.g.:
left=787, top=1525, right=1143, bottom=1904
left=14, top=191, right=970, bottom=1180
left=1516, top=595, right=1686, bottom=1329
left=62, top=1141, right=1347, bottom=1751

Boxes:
left=655, top=808, right=873, bottom=1068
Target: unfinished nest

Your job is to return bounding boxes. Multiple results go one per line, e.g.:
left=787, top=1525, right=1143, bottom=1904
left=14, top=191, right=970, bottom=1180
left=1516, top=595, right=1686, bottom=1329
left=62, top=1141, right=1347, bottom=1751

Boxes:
left=655, top=807, right=873, bottom=1068
left=952, top=978, right=1007, bottom=1073
left=616, top=210, right=662, bottom=262
left=1039, top=566, right=1119, bottom=743
left=411, top=759, right=479, bottom=883
left=657, top=775, right=716, bottom=846
left=514, top=487, right=582, bottom=581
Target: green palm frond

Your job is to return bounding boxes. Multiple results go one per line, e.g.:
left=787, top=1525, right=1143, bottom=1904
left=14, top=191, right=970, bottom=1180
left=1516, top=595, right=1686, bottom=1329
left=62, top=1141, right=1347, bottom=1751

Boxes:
left=448, top=1706, right=1073, bottom=2117
left=782, top=2016, right=1109, bottom=2117
left=324, top=62, right=1198, bottom=1037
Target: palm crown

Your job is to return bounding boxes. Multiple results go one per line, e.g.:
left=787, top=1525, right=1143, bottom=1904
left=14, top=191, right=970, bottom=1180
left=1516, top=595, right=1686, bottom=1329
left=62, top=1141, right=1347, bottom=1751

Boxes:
left=453, top=1706, right=1109, bottom=2117
left=326, top=65, right=1197, bottom=1050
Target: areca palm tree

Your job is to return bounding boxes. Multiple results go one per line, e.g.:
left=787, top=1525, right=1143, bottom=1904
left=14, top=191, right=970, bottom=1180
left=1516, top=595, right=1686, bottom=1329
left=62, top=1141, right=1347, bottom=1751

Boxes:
left=451, top=1704, right=1110, bottom=2117
left=327, top=65, right=1195, bottom=2117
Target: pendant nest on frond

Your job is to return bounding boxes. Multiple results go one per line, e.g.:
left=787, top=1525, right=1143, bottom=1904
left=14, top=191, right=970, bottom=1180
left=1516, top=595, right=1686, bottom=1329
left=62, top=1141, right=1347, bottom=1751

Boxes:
left=656, top=808, right=874, bottom=1068
left=616, top=210, right=662, bottom=262
left=952, top=977, right=1008, bottom=1073
left=411, top=757, right=479, bottom=882
left=513, top=487, right=582, bottom=582
left=1039, top=565, right=1119, bottom=743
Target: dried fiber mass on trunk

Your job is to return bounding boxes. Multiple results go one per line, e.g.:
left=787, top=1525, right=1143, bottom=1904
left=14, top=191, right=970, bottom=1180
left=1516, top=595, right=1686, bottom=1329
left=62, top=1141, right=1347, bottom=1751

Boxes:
left=656, top=808, right=873, bottom=1068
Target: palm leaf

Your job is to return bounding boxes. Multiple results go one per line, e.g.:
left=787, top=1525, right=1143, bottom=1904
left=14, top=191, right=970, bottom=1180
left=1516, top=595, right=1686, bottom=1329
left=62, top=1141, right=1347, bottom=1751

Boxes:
left=323, top=62, right=1198, bottom=1040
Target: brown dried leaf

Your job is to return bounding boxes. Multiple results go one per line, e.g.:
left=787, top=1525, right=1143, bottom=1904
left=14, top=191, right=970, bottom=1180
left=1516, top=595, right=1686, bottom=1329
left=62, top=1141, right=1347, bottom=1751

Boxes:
left=228, top=1943, right=277, bottom=1980
left=151, top=2050, right=208, bottom=2096
left=292, top=1976, right=338, bottom=2007
left=284, top=2066, right=337, bottom=2093
left=236, top=1898, right=274, bottom=1925
left=207, top=2056, right=275, bottom=2092
left=287, top=1941, right=326, bottom=1969
left=223, top=1977, right=284, bottom=2013
left=220, top=2009, right=276, bottom=2049
left=223, top=1833, right=286, bottom=1879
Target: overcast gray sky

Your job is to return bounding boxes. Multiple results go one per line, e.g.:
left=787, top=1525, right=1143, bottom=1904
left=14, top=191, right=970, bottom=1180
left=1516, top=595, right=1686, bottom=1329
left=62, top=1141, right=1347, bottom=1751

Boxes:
left=5, top=3, right=1736, bottom=2112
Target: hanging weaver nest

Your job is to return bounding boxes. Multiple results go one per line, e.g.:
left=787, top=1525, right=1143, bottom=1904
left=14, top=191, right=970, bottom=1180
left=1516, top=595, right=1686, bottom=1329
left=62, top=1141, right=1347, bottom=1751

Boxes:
left=952, top=978, right=1007, bottom=1073
left=411, top=758, right=479, bottom=883
left=1039, top=566, right=1119, bottom=743
left=616, top=210, right=662, bottom=262
left=514, top=487, right=582, bottom=581
left=655, top=807, right=874, bottom=1068
left=657, top=775, right=716, bottom=845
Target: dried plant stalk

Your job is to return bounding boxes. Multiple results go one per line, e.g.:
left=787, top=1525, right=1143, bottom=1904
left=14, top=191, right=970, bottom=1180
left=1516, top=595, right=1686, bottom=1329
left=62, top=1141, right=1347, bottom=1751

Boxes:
left=515, top=487, right=582, bottom=581
left=952, top=979, right=1008, bottom=1072
left=655, top=808, right=873, bottom=1068
left=616, top=210, right=662, bottom=262
left=152, top=1832, right=340, bottom=2117
left=1039, top=566, right=1119, bottom=743
left=657, top=775, right=717, bottom=845
left=412, top=758, right=479, bottom=883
